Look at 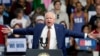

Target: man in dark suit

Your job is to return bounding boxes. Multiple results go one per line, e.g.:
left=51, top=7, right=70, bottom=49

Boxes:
left=2, top=12, right=96, bottom=56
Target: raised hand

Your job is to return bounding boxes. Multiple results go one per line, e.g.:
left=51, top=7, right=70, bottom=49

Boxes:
left=1, top=27, right=12, bottom=34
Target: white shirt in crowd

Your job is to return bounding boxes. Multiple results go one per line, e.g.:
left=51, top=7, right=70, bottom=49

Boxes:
left=50, top=10, right=69, bottom=29
left=39, top=24, right=58, bottom=49
left=10, top=17, right=28, bottom=28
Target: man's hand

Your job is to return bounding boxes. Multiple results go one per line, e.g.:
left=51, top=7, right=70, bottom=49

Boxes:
left=1, top=27, right=12, bottom=34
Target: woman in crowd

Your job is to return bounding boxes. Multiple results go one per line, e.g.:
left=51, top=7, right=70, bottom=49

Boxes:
left=70, top=2, right=88, bottom=33
left=10, top=8, right=28, bottom=28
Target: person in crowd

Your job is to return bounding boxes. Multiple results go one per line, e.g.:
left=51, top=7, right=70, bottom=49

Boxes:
left=1, top=12, right=97, bottom=56
left=84, top=0, right=95, bottom=12
left=32, top=0, right=46, bottom=11
left=10, top=0, right=31, bottom=19
left=70, top=2, right=88, bottom=33
left=10, top=8, right=29, bottom=28
left=29, top=7, right=45, bottom=23
left=81, top=24, right=91, bottom=33
left=29, top=15, right=45, bottom=27
left=89, top=4, right=100, bottom=30
left=0, top=4, right=10, bottom=25
left=0, top=25, right=7, bottom=45
left=60, top=21, right=67, bottom=29
left=50, top=0, right=69, bottom=29
left=8, top=23, right=25, bottom=38
left=35, top=15, right=45, bottom=24
left=67, top=37, right=78, bottom=56
left=91, top=18, right=100, bottom=51
left=6, top=23, right=26, bottom=56
left=48, top=0, right=66, bottom=12
left=67, top=0, right=79, bottom=17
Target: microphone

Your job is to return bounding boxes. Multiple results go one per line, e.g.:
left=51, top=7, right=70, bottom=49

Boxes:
left=40, top=37, right=48, bottom=49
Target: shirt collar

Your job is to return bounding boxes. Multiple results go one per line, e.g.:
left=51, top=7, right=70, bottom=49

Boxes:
left=46, top=24, right=54, bottom=29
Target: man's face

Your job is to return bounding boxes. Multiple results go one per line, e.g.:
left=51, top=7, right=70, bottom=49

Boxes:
left=54, top=2, right=61, bottom=10
left=45, top=12, right=55, bottom=27
left=0, top=6, right=3, bottom=14
left=96, top=5, right=100, bottom=15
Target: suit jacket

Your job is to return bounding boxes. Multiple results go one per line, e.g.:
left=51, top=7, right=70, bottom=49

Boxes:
left=13, top=24, right=84, bottom=56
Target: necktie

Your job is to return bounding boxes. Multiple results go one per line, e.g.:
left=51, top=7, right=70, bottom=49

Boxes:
left=46, top=26, right=51, bottom=49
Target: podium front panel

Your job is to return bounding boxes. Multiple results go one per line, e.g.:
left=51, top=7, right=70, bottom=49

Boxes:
left=26, top=49, right=63, bottom=56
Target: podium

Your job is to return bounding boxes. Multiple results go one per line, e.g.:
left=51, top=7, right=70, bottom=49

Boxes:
left=26, top=49, right=63, bottom=56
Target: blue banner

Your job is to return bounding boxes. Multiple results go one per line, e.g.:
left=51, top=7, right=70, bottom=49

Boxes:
left=65, top=38, right=97, bottom=50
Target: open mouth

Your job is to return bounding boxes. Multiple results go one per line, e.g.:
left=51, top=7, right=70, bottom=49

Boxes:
left=47, top=22, right=51, bottom=24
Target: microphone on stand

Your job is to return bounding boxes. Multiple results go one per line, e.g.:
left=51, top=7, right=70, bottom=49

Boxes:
left=40, top=37, right=48, bottom=49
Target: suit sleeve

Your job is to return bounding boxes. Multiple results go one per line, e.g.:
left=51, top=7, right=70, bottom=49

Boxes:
left=65, top=29, right=84, bottom=38
left=13, top=27, right=34, bottom=35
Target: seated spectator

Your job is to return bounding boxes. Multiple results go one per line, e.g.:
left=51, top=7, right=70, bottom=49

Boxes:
left=60, top=21, right=67, bottom=29
left=0, top=4, right=10, bottom=25
left=48, top=0, right=66, bottom=12
left=50, top=0, right=69, bottom=29
left=70, top=2, right=88, bottom=33
left=10, top=8, right=28, bottom=28
left=89, top=5, right=100, bottom=30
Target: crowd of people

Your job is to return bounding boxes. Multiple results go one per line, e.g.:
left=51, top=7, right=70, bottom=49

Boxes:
left=0, top=0, right=100, bottom=56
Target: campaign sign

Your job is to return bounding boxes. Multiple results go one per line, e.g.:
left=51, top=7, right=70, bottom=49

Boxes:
left=7, top=38, right=27, bottom=52
left=65, top=38, right=97, bottom=50
left=75, top=38, right=96, bottom=50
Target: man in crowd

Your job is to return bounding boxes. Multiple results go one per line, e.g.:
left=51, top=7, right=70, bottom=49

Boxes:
left=50, top=0, right=69, bottom=29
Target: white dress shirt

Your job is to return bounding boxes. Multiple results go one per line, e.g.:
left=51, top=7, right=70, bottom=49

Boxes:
left=39, top=24, right=57, bottom=49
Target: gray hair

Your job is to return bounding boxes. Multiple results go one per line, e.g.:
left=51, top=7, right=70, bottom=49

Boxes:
left=45, top=12, right=56, bottom=19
